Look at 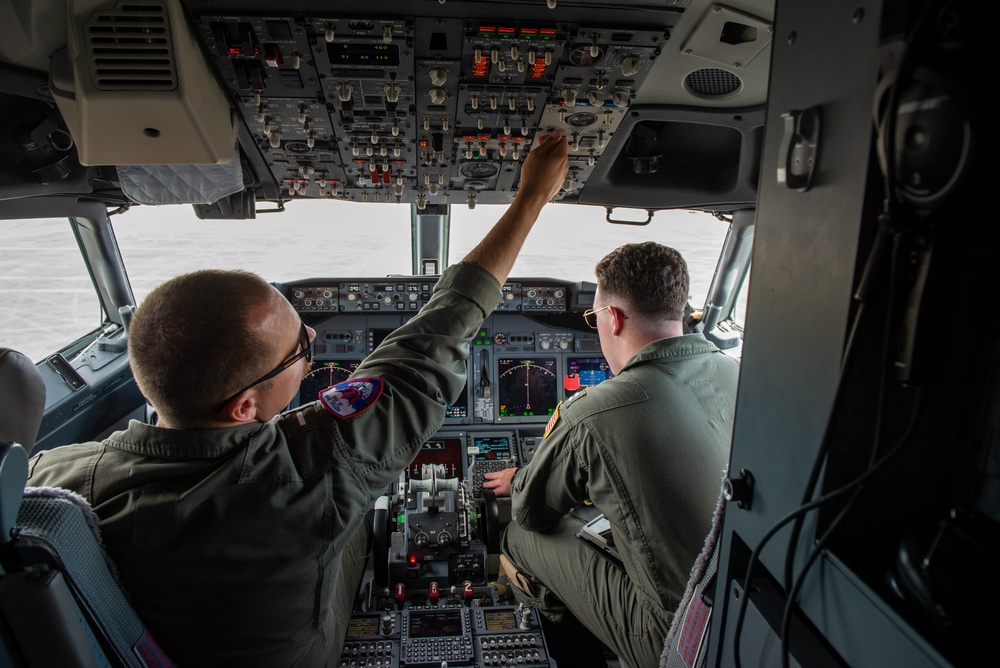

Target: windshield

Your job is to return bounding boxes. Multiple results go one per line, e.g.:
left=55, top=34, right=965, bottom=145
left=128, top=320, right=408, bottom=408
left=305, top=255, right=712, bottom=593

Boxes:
left=3, top=203, right=738, bottom=363
left=114, top=201, right=729, bottom=308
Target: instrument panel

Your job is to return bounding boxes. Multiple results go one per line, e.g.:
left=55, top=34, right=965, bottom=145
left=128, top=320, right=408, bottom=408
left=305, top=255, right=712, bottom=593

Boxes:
left=287, top=276, right=607, bottom=427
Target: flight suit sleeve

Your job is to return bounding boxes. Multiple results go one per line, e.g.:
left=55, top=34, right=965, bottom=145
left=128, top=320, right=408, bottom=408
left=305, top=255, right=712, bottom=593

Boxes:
left=510, top=416, right=592, bottom=532
left=315, top=262, right=500, bottom=493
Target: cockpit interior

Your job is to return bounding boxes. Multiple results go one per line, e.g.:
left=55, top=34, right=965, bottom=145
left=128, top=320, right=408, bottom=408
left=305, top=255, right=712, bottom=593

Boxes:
left=1, top=0, right=994, bottom=666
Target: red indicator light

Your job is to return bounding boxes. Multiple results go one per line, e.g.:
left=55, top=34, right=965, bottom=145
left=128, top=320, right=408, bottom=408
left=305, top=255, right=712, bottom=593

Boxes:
left=540, top=28, right=557, bottom=35
left=408, top=555, right=417, bottom=565
left=419, top=140, right=428, bottom=147
left=477, top=134, right=491, bottom=141
left=472, top=60, right=489, bottom=77
left=228, top=47, right=242, bottom=56
left=498, top=27, right=515, bottom=34
left=520, top=28, right=538, bottom=36
left=478, top=25, right=496, bottom=34
left=462, top=135, right=477, bottom=141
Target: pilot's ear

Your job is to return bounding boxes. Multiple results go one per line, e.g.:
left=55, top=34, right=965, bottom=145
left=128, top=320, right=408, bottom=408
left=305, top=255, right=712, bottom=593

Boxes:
left=610, top=306, right=628, bottom=336
left=223, top=394, right=258, bottom=423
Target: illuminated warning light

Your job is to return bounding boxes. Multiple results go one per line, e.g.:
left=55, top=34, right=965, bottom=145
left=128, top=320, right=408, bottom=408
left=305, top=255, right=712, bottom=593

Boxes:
left=392, top=160, right=406, bottom=165
left=353, top=159, right=368, bottom=164
left=519, top=28, right=538, bottom=37
left=472, top=59, right=489, bottom=77
left=419, top=139, right=428, bottom=147
left=530, top=59, right=547, bottom=79
left=462, top=135, right=477, bottom=141
left=478, top=25, right=496, bottom=35
left=408, top=555, right=418, bottom=565
left=228, top=47, right=242, bottom=56
left=477, top=134, right=491, bottom=141
left=498, top=27, right=516, bottom=39
left=498, top=135, right=511, bottom=141
left=540, top=28, right=557, bottom=35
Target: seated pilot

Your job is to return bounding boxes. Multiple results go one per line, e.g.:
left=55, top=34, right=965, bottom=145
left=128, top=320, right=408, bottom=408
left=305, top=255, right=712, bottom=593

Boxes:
left=26, top=132, right=569, bottom=666
left=484, top=242, right=739, bottom=667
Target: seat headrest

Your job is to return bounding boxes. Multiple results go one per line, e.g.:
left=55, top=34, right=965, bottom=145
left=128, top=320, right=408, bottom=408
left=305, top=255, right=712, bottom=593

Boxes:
left=0, top=348, right=46, bottom=455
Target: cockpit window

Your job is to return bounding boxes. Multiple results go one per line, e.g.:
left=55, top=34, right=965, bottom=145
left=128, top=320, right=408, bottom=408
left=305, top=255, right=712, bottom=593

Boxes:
left=113, top=200, right=411, bottom=304
left=0, top=218, right=104, bottom=362
left=449, top=205, right=730, bottom=310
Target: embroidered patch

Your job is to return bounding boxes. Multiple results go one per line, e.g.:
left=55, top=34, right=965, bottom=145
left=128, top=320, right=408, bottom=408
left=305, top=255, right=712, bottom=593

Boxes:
left=319, top=378, right=384, bottom=418
left=543, top=402, right=562, bottom=438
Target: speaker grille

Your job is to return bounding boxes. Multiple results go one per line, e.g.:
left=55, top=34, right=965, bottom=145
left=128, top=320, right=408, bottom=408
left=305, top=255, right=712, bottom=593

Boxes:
left=84, top=2, right=176, bottom=90
left=685, top=68, right=742, bottom=97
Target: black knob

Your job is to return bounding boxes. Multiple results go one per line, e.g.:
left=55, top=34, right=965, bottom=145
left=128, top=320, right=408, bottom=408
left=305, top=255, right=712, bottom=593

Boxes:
left=723, top=469, right=754, bottom=510
left=414, top=531, right=429, bottom=547
left=437, top=530, right=452, bottom=547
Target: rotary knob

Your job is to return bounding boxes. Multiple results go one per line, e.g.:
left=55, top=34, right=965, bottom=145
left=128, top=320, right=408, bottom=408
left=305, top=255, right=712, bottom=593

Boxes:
left=414, top=531, right=429, bottom=547
left=437, top=530, right=452, bottom=547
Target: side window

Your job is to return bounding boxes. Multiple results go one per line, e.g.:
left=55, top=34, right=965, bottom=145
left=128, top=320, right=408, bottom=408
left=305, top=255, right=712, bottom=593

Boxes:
left=0, top=218, right=104, bottom=362
left=731, top=261, right=751, bottom=327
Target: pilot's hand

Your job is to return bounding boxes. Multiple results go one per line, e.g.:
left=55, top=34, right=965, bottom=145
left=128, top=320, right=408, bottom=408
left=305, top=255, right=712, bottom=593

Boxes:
left=516, top=130, right=569, bottom=206
left=482, top=467, right=518, bottom=496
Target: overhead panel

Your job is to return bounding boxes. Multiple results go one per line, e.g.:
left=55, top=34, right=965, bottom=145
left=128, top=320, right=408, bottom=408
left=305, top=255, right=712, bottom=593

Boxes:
left=192, top=11, right=675, bottom=209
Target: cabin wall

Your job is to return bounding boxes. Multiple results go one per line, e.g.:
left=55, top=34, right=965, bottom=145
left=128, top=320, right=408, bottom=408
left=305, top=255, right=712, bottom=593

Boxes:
left=710, top=0, right=993, bottom=665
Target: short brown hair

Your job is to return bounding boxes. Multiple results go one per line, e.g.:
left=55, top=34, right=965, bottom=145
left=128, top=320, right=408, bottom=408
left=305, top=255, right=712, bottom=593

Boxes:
left=128, top=270, right=279, bottom=426
left=595, top=242, right=689, bottom=321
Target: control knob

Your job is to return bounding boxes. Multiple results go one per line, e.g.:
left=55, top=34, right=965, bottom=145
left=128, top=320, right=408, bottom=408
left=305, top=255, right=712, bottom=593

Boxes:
left=429, top=68, right=447, bottom=86
left=414, top=531, right=429, bottom=547
left=437, top=530, right=452, bottom=547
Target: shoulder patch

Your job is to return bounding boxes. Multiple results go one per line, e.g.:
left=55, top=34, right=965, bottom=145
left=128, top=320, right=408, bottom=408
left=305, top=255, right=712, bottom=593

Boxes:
left=319, top=377, right=384, bottom=418
left=543, top=402, right=562, bottom=438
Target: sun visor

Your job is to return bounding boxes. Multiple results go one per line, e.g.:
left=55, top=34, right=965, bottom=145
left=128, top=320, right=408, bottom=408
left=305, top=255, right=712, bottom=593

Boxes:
left=117, top=146, right=243, bottom=205
left=49, top=0, right=237, bottom=166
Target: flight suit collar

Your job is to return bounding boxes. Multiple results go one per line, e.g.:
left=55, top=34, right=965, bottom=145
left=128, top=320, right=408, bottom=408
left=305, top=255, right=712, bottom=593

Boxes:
left=618, top=333, right=720, bottom=373
left=105, top=419, right=268, bottom=459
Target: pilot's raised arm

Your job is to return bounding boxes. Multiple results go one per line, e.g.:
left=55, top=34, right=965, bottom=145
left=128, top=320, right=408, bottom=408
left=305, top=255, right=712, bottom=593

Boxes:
left=26, top=129, right=568, bottom=668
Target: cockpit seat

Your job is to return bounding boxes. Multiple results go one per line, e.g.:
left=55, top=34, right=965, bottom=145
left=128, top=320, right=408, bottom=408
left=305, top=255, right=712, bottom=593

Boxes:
left=0, top=348, right=175, bottom=667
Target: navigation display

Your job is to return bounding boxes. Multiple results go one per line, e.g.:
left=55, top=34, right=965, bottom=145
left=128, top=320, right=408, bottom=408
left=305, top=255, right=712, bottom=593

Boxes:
left=565, top=357, right=614, bottom=398
left=298, top=359, right=359, bottom=405
left=497, top=357, right=557, bottom=418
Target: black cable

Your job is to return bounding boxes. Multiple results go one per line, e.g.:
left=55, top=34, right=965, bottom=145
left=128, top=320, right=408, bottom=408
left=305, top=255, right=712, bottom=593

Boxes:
left=779, top=217, right=898, bottom=595
left=778, top=0, right=941, bottom=620
left=776, top=225, right=902, bottom=668
left=779, top=386, right=923, bottom=668
left=731, top=382, right=922, bottom=668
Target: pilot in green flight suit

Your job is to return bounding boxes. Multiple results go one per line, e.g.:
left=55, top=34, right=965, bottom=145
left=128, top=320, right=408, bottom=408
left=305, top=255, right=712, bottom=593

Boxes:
left=26, top=130, right=570, bottom=667
left=485, top=242, right=739, bottom=668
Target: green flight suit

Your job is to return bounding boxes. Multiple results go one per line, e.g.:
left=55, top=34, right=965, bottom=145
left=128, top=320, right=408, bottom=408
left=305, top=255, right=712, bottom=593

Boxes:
left=26, top=262, right=500, bottom=667
left=504, top=333, right=738, bottom=668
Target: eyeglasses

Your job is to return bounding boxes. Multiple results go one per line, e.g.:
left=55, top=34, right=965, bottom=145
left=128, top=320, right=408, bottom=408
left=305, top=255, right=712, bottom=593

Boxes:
left=582, top=305, right=611, bottom=329
left=216, top=321, right=312, bottom=412
left=583, top=305, right=628, bottom=329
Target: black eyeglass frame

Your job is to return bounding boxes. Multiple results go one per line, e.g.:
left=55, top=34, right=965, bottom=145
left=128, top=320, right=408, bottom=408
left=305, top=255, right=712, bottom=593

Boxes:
left=216, top=321, right=312, bottom=412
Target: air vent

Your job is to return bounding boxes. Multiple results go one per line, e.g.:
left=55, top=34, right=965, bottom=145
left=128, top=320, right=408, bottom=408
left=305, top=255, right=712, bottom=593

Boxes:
left=685, top=68, right=742, bottom=97
left=84, top=2, right=176, bottom=90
